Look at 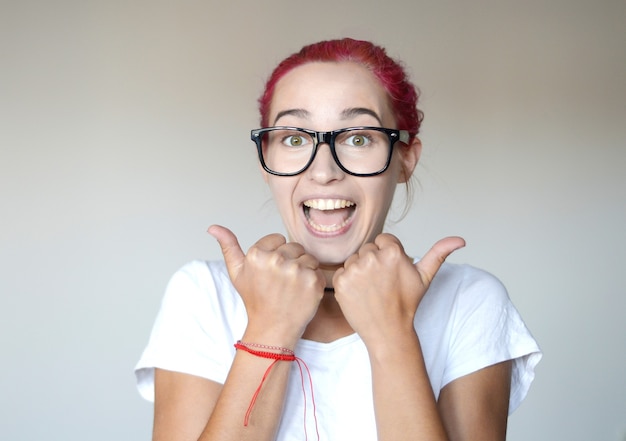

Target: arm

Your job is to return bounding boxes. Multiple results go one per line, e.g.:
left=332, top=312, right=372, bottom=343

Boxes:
left=366, top=326, right=511, bottom=441
left=153, top=370, right=221, bottom=441
left=334, top=234, right=511, bottom=440
left=438, top=360, right=512, bottom=440
left=153, top=350, right=294, bottom=441
left=153, top=225, right=325, bottom=441
left=367, top=329, right=448, bottom=439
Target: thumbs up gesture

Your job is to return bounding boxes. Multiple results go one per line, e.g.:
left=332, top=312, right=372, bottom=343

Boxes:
left=332, top=233, right=465, bottom=347
left=208, top=225, right=326, bottom=345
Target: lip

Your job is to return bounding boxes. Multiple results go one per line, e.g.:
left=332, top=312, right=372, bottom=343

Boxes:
left=300, top=196, right=357, bottom=237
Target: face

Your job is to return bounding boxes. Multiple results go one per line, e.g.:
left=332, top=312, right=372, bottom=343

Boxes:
left=263, top=61, right=420, bottom=266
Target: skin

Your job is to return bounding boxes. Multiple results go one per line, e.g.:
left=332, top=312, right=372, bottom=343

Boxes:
left=153, top=62, right=512, bottom=441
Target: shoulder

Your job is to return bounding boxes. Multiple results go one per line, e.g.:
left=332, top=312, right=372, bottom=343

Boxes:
left=163, top=260, right=233, bottom=300
left=415, top=259, right=512, bottom=345
left=167, top=259, right=229, bottom=288
left=434, top=260, right=505, bottom=288
left=416, top=260, right=516, bottom=348
left=135, top=260, right=244, bottom=399
left=156, top=259, right=244, bottom=324
left=413, top=258, right=541, bottom=413
left=423, top=260, right=510, bottom=309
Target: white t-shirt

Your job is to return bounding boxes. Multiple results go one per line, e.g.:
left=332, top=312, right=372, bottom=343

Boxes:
left=135, top=259, right=541, bottom=440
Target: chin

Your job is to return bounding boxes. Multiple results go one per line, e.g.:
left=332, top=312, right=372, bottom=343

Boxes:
left=305, top=241, right=359, bottom=266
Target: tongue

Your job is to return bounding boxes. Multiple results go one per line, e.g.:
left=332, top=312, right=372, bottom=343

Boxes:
left=308, top=207, right=352, bottom=226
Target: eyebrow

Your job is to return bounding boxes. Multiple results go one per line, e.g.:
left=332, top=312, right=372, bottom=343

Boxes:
left=340, top=107, right=383, bottom=126
left=272, top=107, right=383, bottom=126
left=273, top=109, right=310, bottom=125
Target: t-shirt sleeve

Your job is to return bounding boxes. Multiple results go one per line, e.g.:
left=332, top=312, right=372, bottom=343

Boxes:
left=442, top=267, right=542, bottom=414
left=134, top=261, right=245, bottom=402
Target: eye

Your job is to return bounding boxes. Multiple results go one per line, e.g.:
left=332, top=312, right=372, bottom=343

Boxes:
left=282, top=134, right=309, bottom=147
left=344, top=134, right=370, bottom=147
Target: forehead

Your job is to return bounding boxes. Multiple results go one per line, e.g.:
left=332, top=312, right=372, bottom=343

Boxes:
left=269, top=61, right=394, bottom=126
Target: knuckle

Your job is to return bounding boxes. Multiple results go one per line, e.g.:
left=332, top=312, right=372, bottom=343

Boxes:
left=268, top=252, right=286, bottom=267
left=246, top=246, right=260, bottom=260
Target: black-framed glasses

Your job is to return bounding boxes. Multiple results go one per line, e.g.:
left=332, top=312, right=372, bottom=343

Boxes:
left=250, top=126, right=410, bottom=177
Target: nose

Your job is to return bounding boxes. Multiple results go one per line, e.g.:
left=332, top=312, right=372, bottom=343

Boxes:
left=306, top=142, right=344, bottom=183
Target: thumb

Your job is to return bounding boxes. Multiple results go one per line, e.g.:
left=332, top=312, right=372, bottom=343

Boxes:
left=415, top=236, right=466, bottom=286
left=207, top=225, right=245, bottom=279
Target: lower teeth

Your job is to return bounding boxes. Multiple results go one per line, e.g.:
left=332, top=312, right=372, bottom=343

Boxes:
left=307, top=217, right=349, bottom=232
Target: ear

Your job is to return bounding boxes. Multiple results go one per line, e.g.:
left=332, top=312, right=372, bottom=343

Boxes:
left=397, top=136, right=422, bottom=183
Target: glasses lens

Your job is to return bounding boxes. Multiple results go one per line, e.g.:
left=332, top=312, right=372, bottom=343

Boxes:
left=260, top=128, right=315, bottom=175
left=334, top=128, right=391, bottom=175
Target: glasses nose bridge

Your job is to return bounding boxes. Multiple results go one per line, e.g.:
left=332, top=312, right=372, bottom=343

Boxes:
left=307, top=130, right=342, bottom=174
left=312, top=130, right=334, bottom=149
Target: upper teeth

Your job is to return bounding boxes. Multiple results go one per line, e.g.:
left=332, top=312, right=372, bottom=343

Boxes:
left=303, top=199, right=355, bottom=210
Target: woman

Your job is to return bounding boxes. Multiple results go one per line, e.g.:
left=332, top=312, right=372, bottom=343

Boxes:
left=136, top=38, right=541, bottom=440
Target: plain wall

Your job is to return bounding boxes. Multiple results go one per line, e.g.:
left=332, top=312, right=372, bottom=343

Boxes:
left=1, top=0, right=624, bottom=439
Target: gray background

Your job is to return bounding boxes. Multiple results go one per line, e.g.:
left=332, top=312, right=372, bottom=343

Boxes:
left=1, top=0, right=624, bottom=439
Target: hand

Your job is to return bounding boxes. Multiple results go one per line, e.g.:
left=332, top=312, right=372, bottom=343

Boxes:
left=332, top=233, right=465, bottom=346
left=208, top=225, right=326, bottom=345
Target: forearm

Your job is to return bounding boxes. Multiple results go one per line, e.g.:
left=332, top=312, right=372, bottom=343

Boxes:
left=199, top=344, right=292, bottom=441
left=368, top=331, right=448, bottom=441
left=153, top=325, right=307, bottom=441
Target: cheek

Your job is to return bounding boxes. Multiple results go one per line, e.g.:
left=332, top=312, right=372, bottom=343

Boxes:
left=364, top=175, right=398, bottom=214
left=268, top=178, right=298, bottom=215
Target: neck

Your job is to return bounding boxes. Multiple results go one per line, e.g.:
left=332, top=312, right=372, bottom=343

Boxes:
left=320, top=264, right=341, bottom=289
left=302, top=269, right=354, bottom=343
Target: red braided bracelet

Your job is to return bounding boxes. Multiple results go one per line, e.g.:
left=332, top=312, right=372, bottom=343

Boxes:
left=235, top=340, right=295, bottom=355
left=234, top=342, right=295, bottom=361
left=234, top=341, right=319, bottom=441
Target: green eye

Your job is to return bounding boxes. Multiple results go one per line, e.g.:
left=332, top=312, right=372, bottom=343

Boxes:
left=284, top=135, right=306, bottom=147
left=346, top=134, right=369, bottom=147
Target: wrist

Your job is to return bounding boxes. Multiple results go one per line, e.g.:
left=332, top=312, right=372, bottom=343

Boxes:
left=235, top=340, right=295, bottom=356
left=241, top=328, right=301, bottom=352
left=363, top=328, right=421, bottom=363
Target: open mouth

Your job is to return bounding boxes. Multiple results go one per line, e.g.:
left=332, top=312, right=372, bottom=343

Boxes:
left=303, top=199, right=356, bottom=233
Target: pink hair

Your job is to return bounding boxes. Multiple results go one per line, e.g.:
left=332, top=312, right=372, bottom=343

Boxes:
left=258, top=38, right=423, bottom=139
